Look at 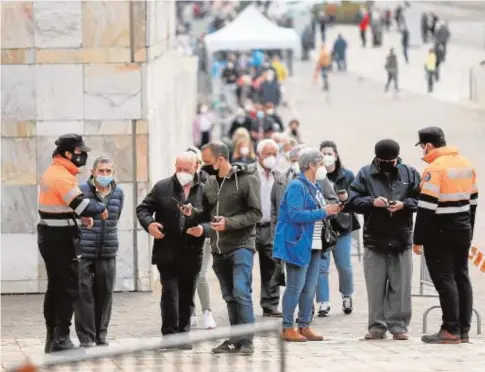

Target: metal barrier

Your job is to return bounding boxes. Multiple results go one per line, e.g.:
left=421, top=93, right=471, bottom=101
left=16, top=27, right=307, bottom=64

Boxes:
left=469, top=66, right=485, bottom=107
left=10, top=322, right=285, bottom=372
left=415, top=255, right=438, bottom=298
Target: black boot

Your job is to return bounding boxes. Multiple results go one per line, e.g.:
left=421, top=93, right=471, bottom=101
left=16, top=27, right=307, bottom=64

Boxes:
left=44, top=326, right=55, bottom=354
left=50, top=327, right=75, bottom=352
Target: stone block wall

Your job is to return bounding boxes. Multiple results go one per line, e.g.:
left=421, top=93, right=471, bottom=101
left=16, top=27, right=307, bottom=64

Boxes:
left=1, top=1, right=197, bottom=293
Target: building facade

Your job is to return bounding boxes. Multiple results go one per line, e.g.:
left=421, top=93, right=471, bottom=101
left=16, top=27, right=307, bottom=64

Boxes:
left=1, top=1, right=198, bottom=293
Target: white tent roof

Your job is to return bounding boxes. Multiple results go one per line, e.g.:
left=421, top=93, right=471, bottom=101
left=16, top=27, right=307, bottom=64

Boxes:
left=205, top=5, right=300, bottom=53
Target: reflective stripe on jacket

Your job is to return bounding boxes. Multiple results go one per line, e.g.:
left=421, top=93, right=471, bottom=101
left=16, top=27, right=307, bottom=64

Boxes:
left=38, top=156, right=82, bottom=223
left=413, top=146, right=478, bottom=245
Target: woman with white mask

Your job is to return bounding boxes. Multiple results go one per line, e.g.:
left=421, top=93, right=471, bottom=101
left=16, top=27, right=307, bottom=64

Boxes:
left=315, top=141, right=360, bottom=318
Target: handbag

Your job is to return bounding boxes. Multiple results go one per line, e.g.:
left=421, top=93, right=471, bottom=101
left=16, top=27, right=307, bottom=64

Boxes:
left=321, top=218, right=338, bottom=253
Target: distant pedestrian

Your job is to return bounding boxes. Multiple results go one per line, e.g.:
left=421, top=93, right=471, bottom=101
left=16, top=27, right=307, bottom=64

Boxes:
left=401, top=28, right=410, bottom=64
left=425, top=48, right=437, bottom=93
left=384, top=48, right=399, bottom=93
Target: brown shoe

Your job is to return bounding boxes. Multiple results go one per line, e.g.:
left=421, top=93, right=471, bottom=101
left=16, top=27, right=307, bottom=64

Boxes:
left=421, top=330, right=460, bottom=344
left=281, top=328, right=307, bottom=342
left=392, top=333, right=409, bottom=340
left=364, top=331, right=387, bottom=340
left=299, top=327, right=324, bottom=341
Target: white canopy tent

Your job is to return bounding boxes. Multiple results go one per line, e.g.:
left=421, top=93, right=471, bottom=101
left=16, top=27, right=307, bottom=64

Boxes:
left=204, top=5, right=301, bottom=54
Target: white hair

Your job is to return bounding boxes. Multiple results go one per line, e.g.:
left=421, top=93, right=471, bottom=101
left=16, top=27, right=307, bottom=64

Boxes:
left=176, top=151, right=197, bottom=164
left=256, top=139, right=279, bottom=154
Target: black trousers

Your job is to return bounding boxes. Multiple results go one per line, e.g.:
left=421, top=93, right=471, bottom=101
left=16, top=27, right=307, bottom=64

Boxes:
left=75, top=258, right=116, bottom=344
left=256, top=225, right=280, bottom=311
left=38, top=228, right=79, bottom=333
left=157, top=262, right=200, bottom=335
left=424, top=230, right=473, bottom=335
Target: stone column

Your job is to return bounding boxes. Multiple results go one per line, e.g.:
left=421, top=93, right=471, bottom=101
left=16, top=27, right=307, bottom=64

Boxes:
left=1, top=1, right=197, bottom=293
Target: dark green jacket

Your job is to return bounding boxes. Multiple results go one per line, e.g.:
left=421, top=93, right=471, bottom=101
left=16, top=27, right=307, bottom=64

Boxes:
left=198, top=163, right=262, bottom=254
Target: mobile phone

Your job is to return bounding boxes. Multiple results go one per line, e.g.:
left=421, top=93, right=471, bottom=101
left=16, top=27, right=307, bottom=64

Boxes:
left=171, top=197, right=184, bottom=207
left=336, top=189, right=347, bottom=195
left=388, top=200, right=397, bottom=206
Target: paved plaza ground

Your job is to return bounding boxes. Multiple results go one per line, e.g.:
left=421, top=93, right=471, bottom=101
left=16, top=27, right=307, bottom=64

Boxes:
left=2, top=18, right=485, bottom=372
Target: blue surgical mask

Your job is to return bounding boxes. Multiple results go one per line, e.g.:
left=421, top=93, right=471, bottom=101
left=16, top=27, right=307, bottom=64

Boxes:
left=96, top=175, right=113, bottom=187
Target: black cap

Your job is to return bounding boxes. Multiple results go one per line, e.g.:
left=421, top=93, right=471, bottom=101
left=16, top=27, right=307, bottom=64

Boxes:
left=375, top=139, right=400, bottom=160
left=55, top=134, right=91, bottom=152
left=415, top=127, right=445, bottom=146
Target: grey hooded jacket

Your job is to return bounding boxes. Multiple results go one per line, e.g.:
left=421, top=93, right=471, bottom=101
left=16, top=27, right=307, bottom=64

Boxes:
left=197, top=163, right=262, bottom=255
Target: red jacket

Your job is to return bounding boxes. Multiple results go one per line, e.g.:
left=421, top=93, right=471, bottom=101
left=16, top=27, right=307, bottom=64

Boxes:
left=359, top=15, right=370, bottom=31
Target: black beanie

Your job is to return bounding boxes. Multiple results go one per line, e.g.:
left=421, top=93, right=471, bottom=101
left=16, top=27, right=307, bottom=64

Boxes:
left=375, top=139, right=400, bottom=160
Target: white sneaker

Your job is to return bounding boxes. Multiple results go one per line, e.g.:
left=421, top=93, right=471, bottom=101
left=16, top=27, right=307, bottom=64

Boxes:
left=190, top=315, right=198, bottom=328
left=203, top=310, right=217, bottom=329
left=317, top=302, right=331, bottom=317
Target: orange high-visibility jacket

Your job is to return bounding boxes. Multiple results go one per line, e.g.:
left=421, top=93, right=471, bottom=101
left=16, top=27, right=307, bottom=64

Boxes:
left=414, top=146, right=478, bottom=245
left=38, top=156, right=105, bottom=233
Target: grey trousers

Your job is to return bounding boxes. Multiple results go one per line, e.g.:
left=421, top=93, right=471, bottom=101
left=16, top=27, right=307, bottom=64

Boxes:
left=74, top=258, right=116, bottom=344
left=194, top=239, right=212, bottom=312
left=363, top=248, right=412, bottom=334
left=256, top=225, right=280, bottom=311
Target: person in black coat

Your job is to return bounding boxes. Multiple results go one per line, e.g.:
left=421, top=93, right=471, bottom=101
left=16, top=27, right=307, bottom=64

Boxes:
left=347, top=139, right=421, bottom=340
left=75, top=156, right=124, bottom=348
left=136, top=152, right=206, bottom=341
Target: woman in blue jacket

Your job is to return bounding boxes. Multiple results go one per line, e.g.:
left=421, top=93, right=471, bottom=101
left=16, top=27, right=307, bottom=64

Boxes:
left=273, top=149, right=340, bottom=342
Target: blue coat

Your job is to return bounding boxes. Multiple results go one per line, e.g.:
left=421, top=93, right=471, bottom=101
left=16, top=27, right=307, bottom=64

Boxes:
left=79, top=180, right=124, bottom=259
left=273, top=174, right=328, bottom=267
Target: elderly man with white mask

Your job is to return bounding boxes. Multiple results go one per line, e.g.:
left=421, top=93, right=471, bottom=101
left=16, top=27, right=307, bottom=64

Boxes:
left=136, top=152, right=206, bottom=346
left=248, top=139, right=283, bottom=317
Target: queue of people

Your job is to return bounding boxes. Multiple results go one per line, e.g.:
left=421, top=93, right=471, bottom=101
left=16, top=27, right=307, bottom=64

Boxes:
left=37, top=118, right=478, bottom=356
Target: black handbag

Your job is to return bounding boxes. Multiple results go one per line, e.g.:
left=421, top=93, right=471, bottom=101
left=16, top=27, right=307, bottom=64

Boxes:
left=321, top=218, right=338, bottom=253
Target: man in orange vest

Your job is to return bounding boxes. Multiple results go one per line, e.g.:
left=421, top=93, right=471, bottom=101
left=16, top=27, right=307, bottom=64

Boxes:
left=314, top=44, right=332, bottom=91
left=38, top=134, right=108, bottom=353
left=413, top=127, right=478, bottom=344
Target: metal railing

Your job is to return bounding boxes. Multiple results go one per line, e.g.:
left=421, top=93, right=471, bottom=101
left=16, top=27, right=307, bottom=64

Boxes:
left=416, top=255, right=438, bottom=298
left=469, top=65, right=485, bottom=107
left=10, top=322, right=285, bottom=372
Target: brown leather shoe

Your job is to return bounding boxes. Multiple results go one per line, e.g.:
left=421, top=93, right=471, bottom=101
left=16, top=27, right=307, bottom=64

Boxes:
left=281, top=328, right=307, bottom=342
left=364, top=331, right=387, bottom=340
left=299, top=327, right=324, bottom=341
left=392, top=333, right=409, bottom=340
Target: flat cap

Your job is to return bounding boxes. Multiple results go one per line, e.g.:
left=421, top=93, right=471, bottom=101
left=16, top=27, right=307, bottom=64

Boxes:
left=415, top=126, right=445, bottom=146
left=55, top=134, right=91, bottom=152
left=375, top=139, right=400, bottom=160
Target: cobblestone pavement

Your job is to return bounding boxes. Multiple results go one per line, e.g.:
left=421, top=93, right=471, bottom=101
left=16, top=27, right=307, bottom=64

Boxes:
left=2, top=33, right=485, bottom=372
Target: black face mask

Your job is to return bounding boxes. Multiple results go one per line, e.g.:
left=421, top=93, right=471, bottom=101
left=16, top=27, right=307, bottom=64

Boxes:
left=378, top=160, right=396, bottom=173
left=201, top=164, right=218, bottom=176
left=71, top=152, right=88, bottom=168
left=291, top=129, right=298, bottom=136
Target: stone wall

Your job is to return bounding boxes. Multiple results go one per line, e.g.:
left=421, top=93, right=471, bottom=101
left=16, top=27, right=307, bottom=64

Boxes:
left=1, top=1, right=197, bottom=293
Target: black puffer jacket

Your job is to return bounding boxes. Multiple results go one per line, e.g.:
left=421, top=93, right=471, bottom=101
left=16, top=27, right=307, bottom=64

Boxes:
left=347, top=159, right=421, bottom=254
left=136, top=173, right=205, bottom=267
left=79, top=179, right=124, bottom=259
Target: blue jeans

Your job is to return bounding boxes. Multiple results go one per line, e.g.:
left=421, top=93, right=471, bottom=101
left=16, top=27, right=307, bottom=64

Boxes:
left=282, top=250, right=321, bottom=329
left=321, top=67, right=330, bottom=91
left=316, top=233, right=354, bottom=303
left=213, top=248, right=255, bottom=341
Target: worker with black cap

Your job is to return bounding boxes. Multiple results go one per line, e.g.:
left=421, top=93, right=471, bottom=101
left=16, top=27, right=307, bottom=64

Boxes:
left=413, top=126, right=478, bottom=344
left=347, top=139, right=421, bottom=341
left=38, top=134, right=108, bottom=353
